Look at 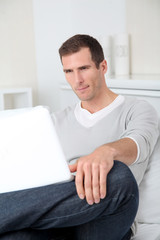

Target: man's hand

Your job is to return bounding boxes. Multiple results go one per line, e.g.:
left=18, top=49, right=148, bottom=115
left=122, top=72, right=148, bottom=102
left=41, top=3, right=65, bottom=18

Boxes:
left=69, top=145, right=115, bottom=205
left=69, top=138, right=137, bottom=205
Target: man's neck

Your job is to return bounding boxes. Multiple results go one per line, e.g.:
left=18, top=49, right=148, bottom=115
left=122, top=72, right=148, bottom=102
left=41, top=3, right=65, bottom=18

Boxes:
left=81, top=90, right=118, bottom=114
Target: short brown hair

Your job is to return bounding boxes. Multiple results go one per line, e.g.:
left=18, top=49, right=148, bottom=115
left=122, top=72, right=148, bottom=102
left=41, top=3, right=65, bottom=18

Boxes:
left=59, top=34, right=104, bottom=68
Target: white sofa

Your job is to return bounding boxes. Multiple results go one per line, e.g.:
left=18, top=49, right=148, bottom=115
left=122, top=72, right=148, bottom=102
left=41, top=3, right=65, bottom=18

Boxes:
left=131, top=120, right=160, bottom=239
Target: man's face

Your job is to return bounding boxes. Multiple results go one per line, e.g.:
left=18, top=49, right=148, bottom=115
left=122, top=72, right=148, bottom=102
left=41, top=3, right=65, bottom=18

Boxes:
left=62, top=47, right=107, bottom=102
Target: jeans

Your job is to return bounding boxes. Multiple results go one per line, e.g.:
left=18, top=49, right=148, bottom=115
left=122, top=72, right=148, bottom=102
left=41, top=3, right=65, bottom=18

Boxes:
left=0, top=161, right=139, bottom=240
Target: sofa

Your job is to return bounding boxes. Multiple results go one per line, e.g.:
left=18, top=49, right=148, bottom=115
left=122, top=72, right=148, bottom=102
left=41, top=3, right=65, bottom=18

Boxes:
left=131, top=119, right=160, bottom=239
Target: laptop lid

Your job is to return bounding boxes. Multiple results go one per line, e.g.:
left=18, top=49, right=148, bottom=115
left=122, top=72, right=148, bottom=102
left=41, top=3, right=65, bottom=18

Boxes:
left=0, top=106, right=73, bottom=193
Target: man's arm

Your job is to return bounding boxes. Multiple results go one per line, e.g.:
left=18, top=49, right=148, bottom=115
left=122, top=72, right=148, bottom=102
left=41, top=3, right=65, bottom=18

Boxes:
left=69, top=137, right=137, bottom=205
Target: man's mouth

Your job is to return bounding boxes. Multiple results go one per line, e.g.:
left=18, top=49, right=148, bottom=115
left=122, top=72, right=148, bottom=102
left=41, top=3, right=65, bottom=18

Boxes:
left=76, top=85, right=89, bottom=91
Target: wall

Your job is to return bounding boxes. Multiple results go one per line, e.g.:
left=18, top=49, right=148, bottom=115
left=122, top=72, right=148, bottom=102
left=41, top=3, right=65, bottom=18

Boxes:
left=0, top=0, right=38, bottom=105
left=1, top=0, right=159, bottom=111
left=33, top=0, right=127, bottom=111
left=126, top=0, right=160, bottom=74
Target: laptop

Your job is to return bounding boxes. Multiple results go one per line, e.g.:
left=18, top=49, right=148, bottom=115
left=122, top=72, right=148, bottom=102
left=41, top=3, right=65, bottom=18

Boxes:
left=0, top=106, right=73, bottom=193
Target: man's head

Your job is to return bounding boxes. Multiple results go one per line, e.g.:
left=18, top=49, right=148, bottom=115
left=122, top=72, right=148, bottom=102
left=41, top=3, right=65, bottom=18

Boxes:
left=59, top=34, right=104, bottom=69
left=59, top=34, right=111, bottom=111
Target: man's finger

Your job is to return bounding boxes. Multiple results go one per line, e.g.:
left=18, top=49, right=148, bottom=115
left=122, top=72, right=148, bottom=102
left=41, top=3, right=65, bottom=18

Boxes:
left=84, top=163, right=94, bottom=205
left=100, top=164, right=108, bottom=199
left=69, top=163, right=77, bottom=173
left=92, top=163, right=100, bottom=204
left=75, top=163, right=85, bottom=200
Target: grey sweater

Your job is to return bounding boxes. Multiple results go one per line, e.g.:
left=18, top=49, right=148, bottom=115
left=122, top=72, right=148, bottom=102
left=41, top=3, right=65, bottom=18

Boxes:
left=52, top=96, right=159, bottom=185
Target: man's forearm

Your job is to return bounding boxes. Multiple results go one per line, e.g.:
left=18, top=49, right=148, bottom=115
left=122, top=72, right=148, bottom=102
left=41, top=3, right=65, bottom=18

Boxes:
left=103, top=137, right=138, bottom=166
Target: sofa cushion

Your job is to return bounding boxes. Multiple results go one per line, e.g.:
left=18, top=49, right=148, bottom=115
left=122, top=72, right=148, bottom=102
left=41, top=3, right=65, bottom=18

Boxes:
left=131, top=223, right=160, bottom=240
left=137, top=120, right=160, bottom=224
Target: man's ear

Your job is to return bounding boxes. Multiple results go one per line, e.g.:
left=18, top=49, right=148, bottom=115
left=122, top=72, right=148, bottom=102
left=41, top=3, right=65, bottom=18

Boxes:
left=100, top=60, right=107, bottom=74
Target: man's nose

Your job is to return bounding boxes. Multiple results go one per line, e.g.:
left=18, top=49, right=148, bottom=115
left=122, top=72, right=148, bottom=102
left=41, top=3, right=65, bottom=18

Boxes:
left=74, top=71, right=84, bottom=84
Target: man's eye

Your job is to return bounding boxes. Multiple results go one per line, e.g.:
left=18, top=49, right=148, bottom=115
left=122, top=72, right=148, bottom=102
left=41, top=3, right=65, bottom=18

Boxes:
left=80, top=66, right=88, bottom=70
left=64, top=70, right=72, bottom=73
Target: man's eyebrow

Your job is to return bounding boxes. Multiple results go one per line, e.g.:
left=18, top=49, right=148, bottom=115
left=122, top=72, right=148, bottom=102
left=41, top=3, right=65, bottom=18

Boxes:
left=78, top=65, right=91, bottom=69
left=63, top=68, right=72, bottom=72
left=63, top=65, right=91, bottom=72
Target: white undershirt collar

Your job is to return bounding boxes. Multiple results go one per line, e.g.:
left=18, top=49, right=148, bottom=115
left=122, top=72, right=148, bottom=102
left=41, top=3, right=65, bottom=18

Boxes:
left=74, top=95, right=124, bottom=128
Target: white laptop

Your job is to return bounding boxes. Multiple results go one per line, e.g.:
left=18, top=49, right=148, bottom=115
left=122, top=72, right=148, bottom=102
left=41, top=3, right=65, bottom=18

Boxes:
left=0, top=106, right=73, bottom=193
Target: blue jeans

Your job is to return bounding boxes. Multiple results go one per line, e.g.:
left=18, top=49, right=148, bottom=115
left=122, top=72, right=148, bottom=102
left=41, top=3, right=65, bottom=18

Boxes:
left=0, top=161, right=139, bottom=240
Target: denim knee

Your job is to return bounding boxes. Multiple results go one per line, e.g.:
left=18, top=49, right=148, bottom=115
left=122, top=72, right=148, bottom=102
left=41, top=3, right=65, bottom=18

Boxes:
left=107, top=160, right=139, bottom=199
left=98, top=160, right=139, bottom=220
left=92, top=160, right=139, bottom=236
left=73, top=162, right=139, bottom=240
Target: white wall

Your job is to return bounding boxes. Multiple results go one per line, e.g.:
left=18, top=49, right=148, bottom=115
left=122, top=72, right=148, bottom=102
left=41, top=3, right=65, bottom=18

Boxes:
left=1, top=0, right=159, bottom=111
left=126, top=0, right=160, bottom=74
left=33, top=0, right=127, bottom=111
left=0, top=0, right=38, bottom=105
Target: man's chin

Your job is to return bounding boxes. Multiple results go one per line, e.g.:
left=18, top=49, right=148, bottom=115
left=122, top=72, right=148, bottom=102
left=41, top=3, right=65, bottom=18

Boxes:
left=74, top=89, right=93, bottom=102
left=76, top=95, right=91, bottom=102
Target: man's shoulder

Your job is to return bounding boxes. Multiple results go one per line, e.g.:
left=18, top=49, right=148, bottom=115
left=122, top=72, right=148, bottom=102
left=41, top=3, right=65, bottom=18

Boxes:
left=123, top=96, right=156, bottom=112
left=122, top=96, right=159, bottom=124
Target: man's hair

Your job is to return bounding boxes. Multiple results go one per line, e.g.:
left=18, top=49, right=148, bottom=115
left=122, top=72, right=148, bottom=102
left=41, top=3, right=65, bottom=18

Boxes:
left=59, top=34, right=104, bottom=68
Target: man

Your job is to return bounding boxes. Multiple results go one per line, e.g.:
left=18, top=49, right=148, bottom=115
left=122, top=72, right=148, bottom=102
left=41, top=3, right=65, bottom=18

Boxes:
left=0, top=34, right=159, bottom=240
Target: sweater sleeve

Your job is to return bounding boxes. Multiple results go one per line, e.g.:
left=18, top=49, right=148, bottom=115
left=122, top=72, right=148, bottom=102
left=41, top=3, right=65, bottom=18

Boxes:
left=120, top=99, right=159, bottom=165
